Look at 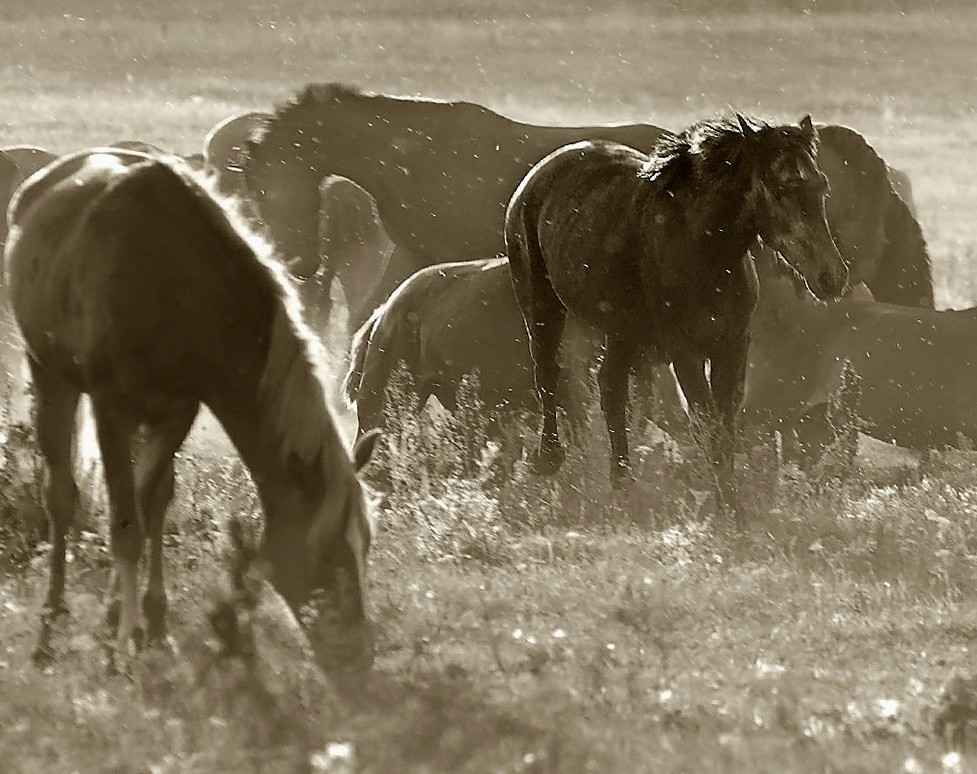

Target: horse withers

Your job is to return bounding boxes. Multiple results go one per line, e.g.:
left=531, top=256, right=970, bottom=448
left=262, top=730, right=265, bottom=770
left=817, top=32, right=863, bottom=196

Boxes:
left=506, top=115, right=848, bottom=515
left=5, top=149, right=379, bottom=672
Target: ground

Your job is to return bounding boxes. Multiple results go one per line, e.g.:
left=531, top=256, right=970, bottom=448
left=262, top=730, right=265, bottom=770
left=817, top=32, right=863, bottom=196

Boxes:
left=2, top=2, right=977, bottom=772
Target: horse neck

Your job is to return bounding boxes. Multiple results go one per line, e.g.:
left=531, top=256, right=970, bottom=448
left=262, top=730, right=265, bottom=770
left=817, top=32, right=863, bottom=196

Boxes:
left=647, top=169, right=760, bottom=274
left=203, top=308, right=347, bottom=550
left=751, top=265, right=824, bottom=346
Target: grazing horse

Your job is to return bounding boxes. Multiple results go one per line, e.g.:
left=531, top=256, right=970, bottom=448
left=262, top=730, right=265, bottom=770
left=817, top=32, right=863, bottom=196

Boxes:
left=342, top=257, right=602, bottom=439
left=309, top=176, right=418, bottom=336
left=204, top=110, right=271, bottom=195
left=745, top=250, right=977, bottom=456
left=5, top=149, right=379, bottom=671
left=244, top=83, right=931, bottom=331
left=506, top=116, right=848, bottom=511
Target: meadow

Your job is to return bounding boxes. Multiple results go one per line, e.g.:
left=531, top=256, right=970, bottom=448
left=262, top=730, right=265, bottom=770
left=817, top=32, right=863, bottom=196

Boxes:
left=2, top=1, right=977, bottom=772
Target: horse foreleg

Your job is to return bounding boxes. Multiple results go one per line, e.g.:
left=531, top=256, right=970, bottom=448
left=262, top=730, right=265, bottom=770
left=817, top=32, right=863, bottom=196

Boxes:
left=29, top=359, right=80, bottom=665
left=598, top=336, right=638, bottom=485
left=709, top=340, right=750, bottom=519
left=92, top=401, right=143, bottom=657
left=136, top=402, right=198, bottom=645
left=672, top=355, right=727, bottom=507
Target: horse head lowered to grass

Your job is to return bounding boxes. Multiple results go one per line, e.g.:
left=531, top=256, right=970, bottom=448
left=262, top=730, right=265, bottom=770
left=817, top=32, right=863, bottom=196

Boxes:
left=4, top=148, right=379, bottom=672
left=506, top=114, right=848, bottom=515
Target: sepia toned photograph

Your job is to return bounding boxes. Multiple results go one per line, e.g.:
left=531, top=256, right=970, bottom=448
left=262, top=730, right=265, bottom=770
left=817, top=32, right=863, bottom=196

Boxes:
left=0, top=0, right=975, bottom=771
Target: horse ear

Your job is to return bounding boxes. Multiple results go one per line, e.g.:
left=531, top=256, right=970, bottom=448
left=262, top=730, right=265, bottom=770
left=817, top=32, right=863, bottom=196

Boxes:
left=799, top=114, right=815, bottom=134
left=352, top=428, right=382, bottom=472
left=736, top=113, right=755, bottom=137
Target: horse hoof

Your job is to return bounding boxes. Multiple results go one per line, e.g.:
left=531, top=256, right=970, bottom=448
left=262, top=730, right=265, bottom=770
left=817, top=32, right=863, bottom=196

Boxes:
left=610, top=471, right=633, bottom=491
left=32, top=643, right=56, bottom=669
left=144, top=627, right=172, bottom=652
left=530, top=445, right=565, bottom=475
left=105, top=600, right=120, bottom=631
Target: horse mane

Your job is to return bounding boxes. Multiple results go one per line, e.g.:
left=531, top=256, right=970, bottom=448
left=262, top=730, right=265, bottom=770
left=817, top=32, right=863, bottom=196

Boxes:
left=248, top=82, right=493, bottom=152
left=142, top=158, right=351, bottom=477
left=639, top=115, right=818, bottom=223
left=879, top=184, right=934, bottom=307
left=815, top=124, right=889, bottom=184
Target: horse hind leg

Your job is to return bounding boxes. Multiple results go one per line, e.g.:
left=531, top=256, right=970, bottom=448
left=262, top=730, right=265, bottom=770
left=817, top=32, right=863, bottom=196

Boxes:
left=29, top=359, right=80, bottom=665
left=136, top=402, right=199, bottom=645
left=598, top=337, right=638, bottom=485
left=91, top=400, right=143, bottom=659
left=507, top=214, right=567, bottom=475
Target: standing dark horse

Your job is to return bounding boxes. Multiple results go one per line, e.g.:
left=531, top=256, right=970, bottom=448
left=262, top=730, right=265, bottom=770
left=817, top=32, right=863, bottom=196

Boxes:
left=506, top=116, right=848, bottom=511
left=244, top=83, right=931, bottom=330
left=5, top=149, right=379, bottom=670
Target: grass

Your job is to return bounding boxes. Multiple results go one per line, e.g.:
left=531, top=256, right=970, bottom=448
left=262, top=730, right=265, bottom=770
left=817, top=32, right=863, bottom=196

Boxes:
left=3, top=2, right=977, bottom=772
left=6, top=381, right=977, bottom=772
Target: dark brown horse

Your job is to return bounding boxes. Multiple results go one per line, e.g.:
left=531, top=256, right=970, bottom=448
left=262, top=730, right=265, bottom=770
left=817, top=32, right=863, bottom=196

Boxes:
left=5, top=149, right=379, bottom=670
left=244, top=83, right=931, bottom=329
left=506, top=116, right=848, bottom=511
left=745, top=250, right=977, bottom=457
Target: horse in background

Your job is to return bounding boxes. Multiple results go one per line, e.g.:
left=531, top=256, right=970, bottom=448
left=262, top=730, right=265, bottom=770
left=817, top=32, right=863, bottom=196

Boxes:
left=506, top=115, right=848, bottom=513
left=887, top=165, right=917, bottom=216
left=5, top=149, right=379, bottom=671
left=1, top=145, right=58, bottom=182
left=204, top=110, right=270, bottom=196
left=204, top=112, right=414, bottom=337
left=342, top=257, right=599, bottom=438
left=244, top=83, right=931, bottom=333
left=303, top=176, right=418, bottom=338
left=745, top=249, right=977, bottom=461
left=245, top=84, right=666, bottom=322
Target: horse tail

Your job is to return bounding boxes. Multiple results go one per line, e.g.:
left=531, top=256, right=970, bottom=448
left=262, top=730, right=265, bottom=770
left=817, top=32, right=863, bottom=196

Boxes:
left=877, top=184, right=934, bottom=308
left=341, top=302, right=384, bottom=409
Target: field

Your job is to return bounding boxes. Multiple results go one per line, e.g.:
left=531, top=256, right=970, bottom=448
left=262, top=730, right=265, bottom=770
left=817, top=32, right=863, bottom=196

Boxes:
left=2, top=1, right=977, bottom=772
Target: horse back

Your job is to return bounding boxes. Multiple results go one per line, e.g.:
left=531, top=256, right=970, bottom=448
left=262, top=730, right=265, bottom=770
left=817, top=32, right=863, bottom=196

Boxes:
left=508, top=140, right=661, bottom=334
left=8, top=152, right=271, bottom=403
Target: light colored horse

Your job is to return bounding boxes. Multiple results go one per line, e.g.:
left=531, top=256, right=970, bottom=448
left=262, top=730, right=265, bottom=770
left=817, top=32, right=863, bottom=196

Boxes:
left=6, top=149, right=379, bottom=671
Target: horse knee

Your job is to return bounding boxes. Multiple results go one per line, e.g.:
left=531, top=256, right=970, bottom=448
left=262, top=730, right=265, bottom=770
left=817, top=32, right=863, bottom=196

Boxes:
left=45, top=473, right=78, bottom=531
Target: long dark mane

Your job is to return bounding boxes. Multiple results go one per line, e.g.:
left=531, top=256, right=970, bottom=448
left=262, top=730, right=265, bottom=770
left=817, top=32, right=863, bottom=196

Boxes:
left=639, top=116, right=818, bottom=229
left=878, top=179, right=934, bottom=307
left=247, top=82, right=491, bottom=157
left=813, top=124, right=933, bottom=307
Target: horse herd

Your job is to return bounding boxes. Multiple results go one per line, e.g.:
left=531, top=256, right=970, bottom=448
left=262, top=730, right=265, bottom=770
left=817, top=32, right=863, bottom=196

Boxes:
left=0, top=81, right=969, bottom=674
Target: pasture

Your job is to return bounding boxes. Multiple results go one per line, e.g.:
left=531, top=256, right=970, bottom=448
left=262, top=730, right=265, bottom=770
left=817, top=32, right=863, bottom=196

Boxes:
left=2, top=1, right=977, bottom=771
